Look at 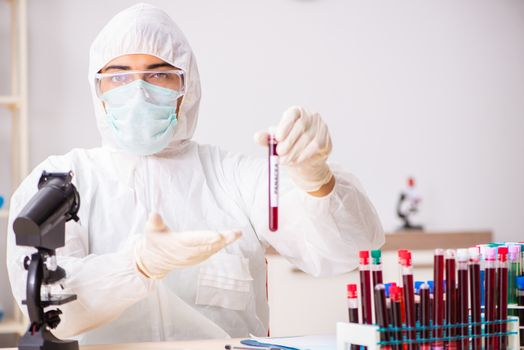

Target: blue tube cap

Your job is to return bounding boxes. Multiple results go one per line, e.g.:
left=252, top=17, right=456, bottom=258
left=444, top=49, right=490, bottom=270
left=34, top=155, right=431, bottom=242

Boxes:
left=427, top=281, right=434, bottom=294
left=517, top=276, right=524, bottom=290
left=384, top=283, right=391, bottom=298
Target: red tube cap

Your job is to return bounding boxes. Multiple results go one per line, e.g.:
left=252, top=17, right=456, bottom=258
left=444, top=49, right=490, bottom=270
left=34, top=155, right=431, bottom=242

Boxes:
left=498, top=246, right=508, bottom=262
left=347, top=284, right=357, bottom=299
left=359, top=250, right=369, bottom=265
left=399, top=250, right=412, bottom=266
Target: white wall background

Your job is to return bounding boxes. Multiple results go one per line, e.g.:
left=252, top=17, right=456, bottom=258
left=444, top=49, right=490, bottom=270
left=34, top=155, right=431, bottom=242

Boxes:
left=1, top=0, right=523, bottom=323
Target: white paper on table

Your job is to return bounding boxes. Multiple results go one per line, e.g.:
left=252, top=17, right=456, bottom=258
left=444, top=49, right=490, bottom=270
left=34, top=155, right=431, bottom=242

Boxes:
left=250, top=334, right=336, bottom=350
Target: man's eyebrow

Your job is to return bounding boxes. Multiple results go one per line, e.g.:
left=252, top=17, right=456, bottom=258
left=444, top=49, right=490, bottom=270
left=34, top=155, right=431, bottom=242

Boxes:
left=146, top=63, right=176, bottom=69
left=102, top=65, right=131, bottom=72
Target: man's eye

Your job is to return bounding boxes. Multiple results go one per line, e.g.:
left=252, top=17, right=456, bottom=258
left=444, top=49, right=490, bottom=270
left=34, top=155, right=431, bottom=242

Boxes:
left=110, top=75, right=128, bottom=83
left=151, top=72, right=168, bottom=79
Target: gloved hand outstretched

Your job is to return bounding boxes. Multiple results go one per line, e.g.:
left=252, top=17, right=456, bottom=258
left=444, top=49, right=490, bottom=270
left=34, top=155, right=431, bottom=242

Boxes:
left=254, top=106, right=333, bottom=192
left=135, top=213, right=242, bottom=279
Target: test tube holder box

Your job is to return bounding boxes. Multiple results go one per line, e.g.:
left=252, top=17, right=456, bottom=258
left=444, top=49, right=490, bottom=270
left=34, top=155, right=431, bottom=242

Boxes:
left=336, top=316, right=521, bottom=350
left=336, top=322, right=380, bottom=350
left=508, top=305, right=524, bottom=348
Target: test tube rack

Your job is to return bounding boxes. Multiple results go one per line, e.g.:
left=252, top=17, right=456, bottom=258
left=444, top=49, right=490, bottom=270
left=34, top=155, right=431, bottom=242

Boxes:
left=336, top=316, right=520, bottom=350
left=508, top=305, right=524, bottom=347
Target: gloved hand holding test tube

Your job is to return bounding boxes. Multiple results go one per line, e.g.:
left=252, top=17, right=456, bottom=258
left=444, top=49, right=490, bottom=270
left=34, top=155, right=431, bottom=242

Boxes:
left=254, top=106, right=335, bottom=231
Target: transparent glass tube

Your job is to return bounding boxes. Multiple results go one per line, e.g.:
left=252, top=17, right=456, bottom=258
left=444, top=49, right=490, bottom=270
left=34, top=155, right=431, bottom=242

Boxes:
left=268, top=131, right=278, bottom=232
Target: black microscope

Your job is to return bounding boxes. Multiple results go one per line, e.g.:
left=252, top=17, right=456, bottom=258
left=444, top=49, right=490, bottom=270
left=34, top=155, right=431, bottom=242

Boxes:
left=12, top=171, right=80, bottom=350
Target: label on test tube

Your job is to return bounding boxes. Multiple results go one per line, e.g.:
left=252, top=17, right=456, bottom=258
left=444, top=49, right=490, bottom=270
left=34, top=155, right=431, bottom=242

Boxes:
left=269, top=155, right=278, bottom=207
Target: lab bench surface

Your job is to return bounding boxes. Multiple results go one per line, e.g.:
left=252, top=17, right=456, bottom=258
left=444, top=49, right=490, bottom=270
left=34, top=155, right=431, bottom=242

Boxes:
left=380, top=230, right=492, bottom=251
left=4, top=338, right=243, bottom=350
left=264, top=230, right=492, bottom=255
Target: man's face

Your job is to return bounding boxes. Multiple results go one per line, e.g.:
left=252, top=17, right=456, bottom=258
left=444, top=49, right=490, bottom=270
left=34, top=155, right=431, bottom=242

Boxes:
left=99, top=54, right=183, bottom=112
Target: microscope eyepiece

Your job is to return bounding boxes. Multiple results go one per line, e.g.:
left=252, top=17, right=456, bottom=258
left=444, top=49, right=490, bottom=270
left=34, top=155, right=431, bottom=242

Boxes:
left=13, top=171, right=80, bottom=250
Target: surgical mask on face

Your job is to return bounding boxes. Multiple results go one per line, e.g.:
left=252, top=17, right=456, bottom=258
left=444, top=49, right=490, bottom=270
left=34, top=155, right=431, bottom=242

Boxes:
left=100, top=80, right=181, bottom=156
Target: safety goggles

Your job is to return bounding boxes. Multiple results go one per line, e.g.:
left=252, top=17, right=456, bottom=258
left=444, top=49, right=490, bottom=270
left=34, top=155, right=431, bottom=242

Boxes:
left=95, top=69, right=185, bottom=98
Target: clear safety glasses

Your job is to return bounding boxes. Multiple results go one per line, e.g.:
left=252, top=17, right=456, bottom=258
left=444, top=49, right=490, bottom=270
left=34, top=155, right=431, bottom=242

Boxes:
left=95, top=69, right=185, bottom=98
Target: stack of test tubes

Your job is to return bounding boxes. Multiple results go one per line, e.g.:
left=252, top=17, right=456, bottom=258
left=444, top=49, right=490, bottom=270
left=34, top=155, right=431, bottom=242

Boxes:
left=345, top=243, right=524, bottom=349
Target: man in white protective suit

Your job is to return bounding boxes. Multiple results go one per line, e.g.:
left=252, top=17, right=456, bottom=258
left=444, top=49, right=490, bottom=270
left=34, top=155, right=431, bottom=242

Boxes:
left=6, top=3, right=384, bottom=345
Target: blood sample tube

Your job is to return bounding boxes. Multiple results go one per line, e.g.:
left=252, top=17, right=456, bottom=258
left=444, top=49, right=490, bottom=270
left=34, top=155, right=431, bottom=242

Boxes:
left=374, top=284, right=391, bottom=349
left=372, top=250, right=384, bottom=287
left=398, top=249, right=408, bottom=286
left=372, top=250, right=384, bottom=322
left=359, top=250, right=373, bottom=325
left=484, top=247, right=497, bottom=349
left=397, top=250, right=408, bottom=325
left=347, top=283, right=360, bottom=350
left=517, top=276, right=524, bottom=347
left=520, top=243, right=524, bottom=275
left=268, top=128, right=278, bottom=232
left=456, top=249, right=469, bottom=350
left=426, top=281, right=434, bottom=322
left=399, top=286, right=406, bottom=325
left=414, top=281, right=423, bottom=324
left=385, top=282, right=396, bottom=318
left=433, top=249, right=445, bottom=350
left=399, top=250, right=416, bottom=350
left=479, top=245, right=488, bottom=308
left=468, top=247, right=482, bottom=350
left=445, top=249, right=457, bottom=349
left=508, top=245, right=521, bottom=308
left=497, top=246, right=509, bottom=349
left=389, top=285, right=403, bottom=350
left=419, top=283, right=431, bottom=350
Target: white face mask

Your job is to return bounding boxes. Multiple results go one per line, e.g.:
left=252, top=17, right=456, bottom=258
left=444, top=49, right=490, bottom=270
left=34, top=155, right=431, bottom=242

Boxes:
left=101, top=80, right=180, bottom=156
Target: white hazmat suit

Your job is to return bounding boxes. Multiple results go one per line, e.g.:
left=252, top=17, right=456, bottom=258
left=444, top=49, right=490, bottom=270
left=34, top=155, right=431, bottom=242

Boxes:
left=6, top=3, right=384, bottom=345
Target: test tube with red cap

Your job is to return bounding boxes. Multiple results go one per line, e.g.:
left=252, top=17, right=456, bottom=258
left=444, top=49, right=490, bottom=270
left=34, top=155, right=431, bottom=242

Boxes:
left=468, top=247, right=482, bottom=350
left=347, top=284, right=360, bottom=350
left=445, top=249, right=457, bottom=349
left=456, top=249, right=469, bottom=350
left=268, top=127, right=278, bottom=232
left=433, top=249, right=445, bottom=350
left=359, top=250, right=373, bottom=325
left=397, top=249, right=408, bottom=286
left=484, top=247, right=497, bottom=349
left=399, top=250, right=416, bottom=350
left=497, top=246, right=509, bottom=349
